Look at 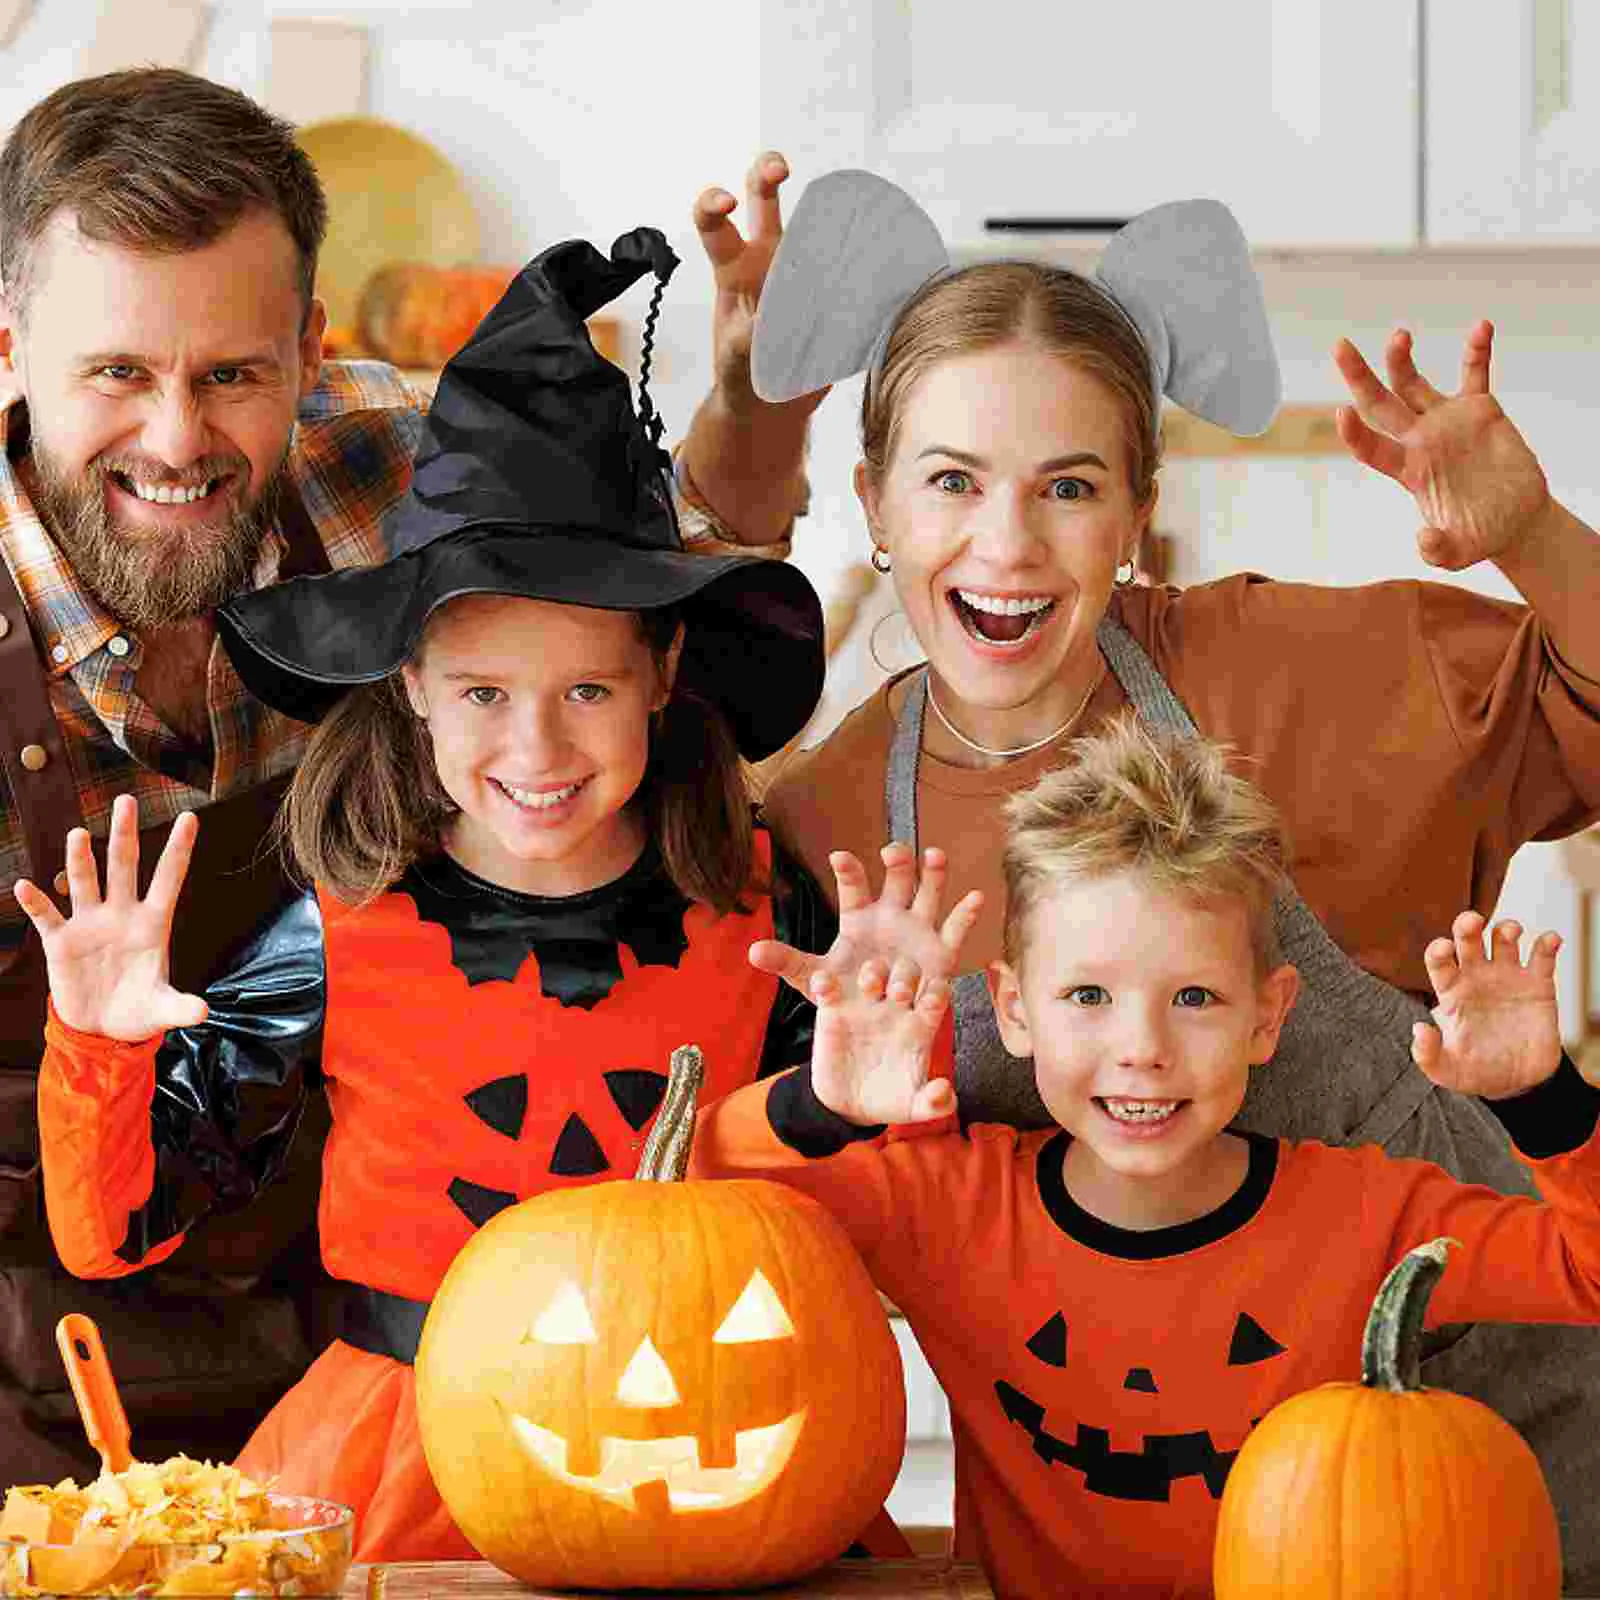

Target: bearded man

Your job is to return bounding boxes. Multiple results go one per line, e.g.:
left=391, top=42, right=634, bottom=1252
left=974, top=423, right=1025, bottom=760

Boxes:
left=0, top=67, right=802, bottom=1486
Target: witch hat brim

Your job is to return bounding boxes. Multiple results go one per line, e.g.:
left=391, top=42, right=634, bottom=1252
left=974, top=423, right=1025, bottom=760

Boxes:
left=218, top=227, right=826, bottom=761
left=217, top=527, right=823, bottom=760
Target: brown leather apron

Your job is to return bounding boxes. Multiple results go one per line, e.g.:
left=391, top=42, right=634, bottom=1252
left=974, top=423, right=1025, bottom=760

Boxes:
left=0, top=489, right=337, bottom=1485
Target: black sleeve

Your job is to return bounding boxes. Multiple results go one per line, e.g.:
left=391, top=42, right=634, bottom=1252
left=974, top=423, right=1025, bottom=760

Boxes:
left=767, top=1066, right=886, bottom=1156
left=1481, top=1052, right=1600, bottom=1160
left=116, top=888, right=326, bottom=1264
left=755, top=825, right=839, bottom=1080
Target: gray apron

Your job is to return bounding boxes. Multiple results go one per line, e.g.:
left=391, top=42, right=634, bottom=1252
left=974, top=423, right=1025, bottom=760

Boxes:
left=886, top=617, right=1600, bottom=1588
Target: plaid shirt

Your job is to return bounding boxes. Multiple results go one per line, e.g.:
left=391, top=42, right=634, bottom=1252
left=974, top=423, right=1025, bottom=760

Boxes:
left=0, top=360, right=427, bottom=948
left=0, top=360, right=789, bottom=950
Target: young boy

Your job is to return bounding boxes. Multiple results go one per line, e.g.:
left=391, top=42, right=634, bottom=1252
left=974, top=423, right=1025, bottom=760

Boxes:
left=692, top=716, right=1600, bottom=1600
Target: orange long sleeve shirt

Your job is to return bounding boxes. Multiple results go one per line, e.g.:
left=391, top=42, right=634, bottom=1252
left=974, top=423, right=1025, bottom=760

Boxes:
left=691, top=1064, right=1600, bottom=1600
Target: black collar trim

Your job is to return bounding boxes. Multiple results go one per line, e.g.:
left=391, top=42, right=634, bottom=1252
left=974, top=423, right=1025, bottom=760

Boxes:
left=1034, top=1129, right=1278, bottom=1259
left=404, top=840, right=663, bottom=911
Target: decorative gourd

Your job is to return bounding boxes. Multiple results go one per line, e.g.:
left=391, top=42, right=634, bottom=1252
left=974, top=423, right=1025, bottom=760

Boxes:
left=1213, top=1237, right=1562, bottom=1598
left=414, top=1046, right=906, bottom=1591
left=356, top=263, right=621, bottom=370
left=356, top=264, right=517, bottom=368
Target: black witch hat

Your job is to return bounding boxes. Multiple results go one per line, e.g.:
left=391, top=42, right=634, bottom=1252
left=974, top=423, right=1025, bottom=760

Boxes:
left=217, top=227, right=824, bottom=761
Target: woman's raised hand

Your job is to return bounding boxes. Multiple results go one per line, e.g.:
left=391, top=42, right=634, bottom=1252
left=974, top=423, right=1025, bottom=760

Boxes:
left=693, top=151, right=796, bottom=405
left=12, top=794, right=207, bottom=1042
left=1411, top=910, right=1563, bottom=1100
left=803, top=846, right=981, bottom=1126
left=1333, top=321, right=1552, bottom=572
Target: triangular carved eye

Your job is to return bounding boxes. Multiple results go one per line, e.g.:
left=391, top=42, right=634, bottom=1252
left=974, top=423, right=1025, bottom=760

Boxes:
left=527, top=1280, right=598, bottom=1344
left=616, top=1336, right=680, bottom=1406
left=713, top=1270, right=795, bottom=1343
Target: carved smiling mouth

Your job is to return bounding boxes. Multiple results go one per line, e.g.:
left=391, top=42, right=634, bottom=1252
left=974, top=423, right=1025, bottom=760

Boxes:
left=509, top=1412, right=806, bottom=1512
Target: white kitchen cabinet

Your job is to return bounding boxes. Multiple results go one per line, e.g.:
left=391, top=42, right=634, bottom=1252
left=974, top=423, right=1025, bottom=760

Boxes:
left=892, top=1316, right=952, bottom=1442
left=758, top=0, right=1420, bottom=249
left=1426, top=0, right=1600, bottom=242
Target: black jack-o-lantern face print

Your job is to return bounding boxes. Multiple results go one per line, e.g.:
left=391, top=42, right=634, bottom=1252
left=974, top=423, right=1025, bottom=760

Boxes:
left=996, top=1309, right=1288, bottom=1501
left=503, top=1268, right=805, bottom=1514
left=447, top=1067, right=669, bottom=1228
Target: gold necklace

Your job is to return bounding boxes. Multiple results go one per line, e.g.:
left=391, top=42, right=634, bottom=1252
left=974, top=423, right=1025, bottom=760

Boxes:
left=925, top=667, right=1101, bottom=760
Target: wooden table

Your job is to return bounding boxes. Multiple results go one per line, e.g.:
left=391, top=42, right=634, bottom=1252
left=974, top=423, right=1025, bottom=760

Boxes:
left=345, top=1559, right=993, bottom=1599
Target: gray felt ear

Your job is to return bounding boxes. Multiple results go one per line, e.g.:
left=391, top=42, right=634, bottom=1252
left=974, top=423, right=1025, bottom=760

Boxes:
left=1095, top=199, right=1281, bottom=437
left=751, top=169, right=949, bottom=404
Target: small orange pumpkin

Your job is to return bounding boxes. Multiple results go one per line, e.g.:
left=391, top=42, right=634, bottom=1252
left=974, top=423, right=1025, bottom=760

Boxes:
left=414, top=1046, right=906, bottom=1591
left=1213, top=1237, right=1562, bottom=1598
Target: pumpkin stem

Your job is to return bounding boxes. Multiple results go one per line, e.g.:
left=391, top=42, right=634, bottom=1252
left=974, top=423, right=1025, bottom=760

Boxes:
left=1360, top=1236, right=1461, bottom=1392
left=636, top=1045, right=704, bottom=1182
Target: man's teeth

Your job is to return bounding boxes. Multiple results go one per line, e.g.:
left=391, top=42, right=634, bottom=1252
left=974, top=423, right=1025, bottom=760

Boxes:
left=499, top=779, right=582, bottom=810
left=955, top=591, right=1054, bottom=616
left=1100, top=1099, right=1181, bottom=1124
left=124, top=478, right=218, bottom=504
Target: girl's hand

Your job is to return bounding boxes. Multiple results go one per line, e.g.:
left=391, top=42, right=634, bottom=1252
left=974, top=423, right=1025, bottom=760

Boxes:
left=1334, top=321, right=1552, bottom=571
left=12, top=794, right=207, bottom=1042
left=750, top=842, right=982, bottom=1002
left=1411, top=911, right=1563, bottom=1099
left=810, top=958, right=956, bottom=1127
left=802, top=846, right=978, bottom=1125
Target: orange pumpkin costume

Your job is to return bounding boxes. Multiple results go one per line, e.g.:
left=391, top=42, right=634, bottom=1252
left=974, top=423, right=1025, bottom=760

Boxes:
left=37, top=827, right=835, bottom=1560
left=692, top=1059, right=1600, bottom=1600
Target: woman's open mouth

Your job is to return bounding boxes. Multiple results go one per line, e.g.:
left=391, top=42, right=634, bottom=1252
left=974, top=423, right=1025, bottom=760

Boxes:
left=948, top=589, right=1057, bottom=646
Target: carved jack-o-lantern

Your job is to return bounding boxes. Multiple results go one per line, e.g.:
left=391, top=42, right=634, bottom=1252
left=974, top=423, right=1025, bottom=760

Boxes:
left=415, top=1048, right=907, bottom=1590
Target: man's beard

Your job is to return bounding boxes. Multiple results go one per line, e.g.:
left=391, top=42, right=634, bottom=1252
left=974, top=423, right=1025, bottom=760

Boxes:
left=28, top=439, right=288, bottom=632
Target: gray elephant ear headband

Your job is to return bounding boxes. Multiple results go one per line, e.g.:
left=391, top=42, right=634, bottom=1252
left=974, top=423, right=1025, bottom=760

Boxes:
left=750, top=170, right=1280, bottom=437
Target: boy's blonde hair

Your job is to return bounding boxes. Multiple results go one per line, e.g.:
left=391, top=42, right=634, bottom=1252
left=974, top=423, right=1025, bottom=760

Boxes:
left=1001, top=714, right=1288, bottom=972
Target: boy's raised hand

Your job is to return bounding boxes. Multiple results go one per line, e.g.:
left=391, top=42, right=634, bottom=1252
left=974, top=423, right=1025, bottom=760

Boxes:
left=1411, top=910, right=1563, bottom=1099
left=806, top=845, right=981, bottom=1127
left=12, top=794, right=208, bottom=1042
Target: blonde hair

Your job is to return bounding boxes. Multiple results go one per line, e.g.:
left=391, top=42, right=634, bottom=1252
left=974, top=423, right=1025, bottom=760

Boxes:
left=860, top=261, right=1161, bottom=505
left=1001, top=714, right=1287, bottom=971
left=281, top=605, right=760, bottom=913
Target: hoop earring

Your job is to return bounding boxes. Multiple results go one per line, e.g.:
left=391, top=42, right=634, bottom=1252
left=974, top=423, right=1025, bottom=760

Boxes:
left=1114, top=560, right=1137, bottom=588
left=868, top=610, right=900, bottom=675
left=870, top=545, right=892, bottom=575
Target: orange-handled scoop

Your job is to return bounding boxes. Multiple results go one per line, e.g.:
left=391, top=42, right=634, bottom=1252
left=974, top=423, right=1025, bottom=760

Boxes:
left=56, top=1314, right=133, bottom=1475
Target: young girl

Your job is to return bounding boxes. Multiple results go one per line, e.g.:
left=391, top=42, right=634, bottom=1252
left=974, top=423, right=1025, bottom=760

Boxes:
left=694, top=716, right=1600, bottom=1599
left=13, top=229, right=838, bottom=1562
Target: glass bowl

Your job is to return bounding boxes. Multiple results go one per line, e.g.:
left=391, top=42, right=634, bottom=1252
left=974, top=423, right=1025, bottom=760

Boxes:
left=0, top=1490, right=353, bottom=1597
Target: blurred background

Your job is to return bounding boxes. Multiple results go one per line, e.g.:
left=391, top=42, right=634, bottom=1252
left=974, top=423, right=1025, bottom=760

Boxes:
left=3, top=0, right=1598, bottom=1523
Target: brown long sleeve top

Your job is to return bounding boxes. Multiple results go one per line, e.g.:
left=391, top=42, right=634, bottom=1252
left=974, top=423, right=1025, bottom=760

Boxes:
left=763, top=574, right=1600, bottom=1001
